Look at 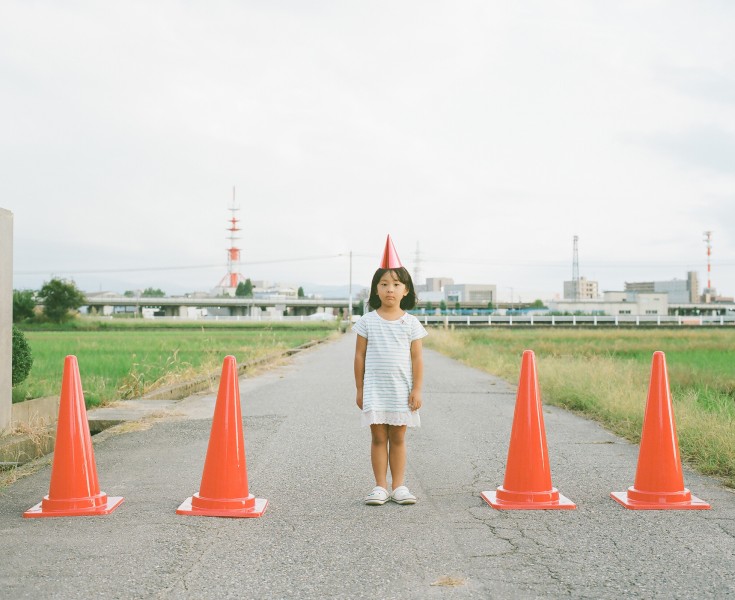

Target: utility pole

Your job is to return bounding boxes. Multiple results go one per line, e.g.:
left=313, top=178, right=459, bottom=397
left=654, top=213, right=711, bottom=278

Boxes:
left=348, top=250, right=353, bottom=319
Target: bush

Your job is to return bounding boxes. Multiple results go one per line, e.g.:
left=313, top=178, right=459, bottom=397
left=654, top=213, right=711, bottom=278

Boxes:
left=12, top=325, right=33, bottom=386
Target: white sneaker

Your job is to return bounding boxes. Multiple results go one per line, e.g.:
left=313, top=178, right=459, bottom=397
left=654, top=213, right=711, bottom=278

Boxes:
left=391, top=486, right=417, bottom=505
left=365, top=486, right=390, bottom=505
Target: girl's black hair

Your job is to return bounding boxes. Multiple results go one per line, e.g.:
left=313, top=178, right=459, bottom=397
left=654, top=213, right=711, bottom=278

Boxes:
left=368, top=267, right=417, bottom=310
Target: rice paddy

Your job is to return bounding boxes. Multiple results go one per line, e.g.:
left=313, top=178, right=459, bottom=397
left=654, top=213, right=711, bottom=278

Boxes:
left=13, top=321, right=338, bottom=407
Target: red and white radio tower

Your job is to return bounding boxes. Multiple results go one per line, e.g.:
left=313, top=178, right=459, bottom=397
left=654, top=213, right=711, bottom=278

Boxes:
left=217, top=187, right=247, bottom=289
left=703, top=230, right=713, bottom=291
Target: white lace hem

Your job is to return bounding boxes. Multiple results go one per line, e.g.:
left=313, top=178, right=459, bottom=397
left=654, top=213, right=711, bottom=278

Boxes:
left=361, top=410, right=421, bottom=427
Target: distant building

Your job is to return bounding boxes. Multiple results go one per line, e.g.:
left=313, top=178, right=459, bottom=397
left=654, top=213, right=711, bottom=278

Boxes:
left=563, top=277, right=599, bottom=300
left=418, top=291, right=445, bottom=304
left=252, top=282, right=297, bottom=299
left=549, top=291, right=668, bottom=316
left=444, top=284, right=496, bottom=304
left=421, top=277, right=455, bottom=292
left=625, top=271, right=698, bottom=304
left=415, top=277, right=496, bottom=305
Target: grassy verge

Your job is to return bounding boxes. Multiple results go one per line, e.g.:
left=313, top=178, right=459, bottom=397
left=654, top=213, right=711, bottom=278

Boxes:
left=14, top=320, right=338, bottom=407
left=425, top=327, right=735, bottom=487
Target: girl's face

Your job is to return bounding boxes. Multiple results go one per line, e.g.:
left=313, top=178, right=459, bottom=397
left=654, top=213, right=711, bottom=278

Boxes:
left=377, top=271, right=409, bottom=308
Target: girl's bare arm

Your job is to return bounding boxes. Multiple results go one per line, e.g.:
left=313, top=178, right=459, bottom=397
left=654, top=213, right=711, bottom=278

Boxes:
left=409, top=338, right=424, bottom=411
left=354, top=335, right=367, bottom=409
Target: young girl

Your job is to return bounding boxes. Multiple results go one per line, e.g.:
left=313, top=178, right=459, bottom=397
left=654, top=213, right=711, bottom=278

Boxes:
left=353, top=235, right=428, bottom=505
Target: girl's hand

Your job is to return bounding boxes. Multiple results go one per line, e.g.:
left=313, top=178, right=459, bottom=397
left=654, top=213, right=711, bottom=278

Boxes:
left=408, top=391, right=422, bottom=411
left=356, top=390, right=363, bottom=410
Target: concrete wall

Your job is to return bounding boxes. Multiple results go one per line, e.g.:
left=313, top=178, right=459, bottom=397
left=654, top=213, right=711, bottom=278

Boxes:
left=0, top=208, right=12, bottom=432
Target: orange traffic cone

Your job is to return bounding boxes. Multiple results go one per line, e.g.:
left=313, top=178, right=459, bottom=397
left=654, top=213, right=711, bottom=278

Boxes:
left=177, top=355, right=267, bottom=518
left=481, top=350, right=575, bottom=509
left=24, top=356, right=124, bottom=518
left=611, top=351, right=710, bottom=510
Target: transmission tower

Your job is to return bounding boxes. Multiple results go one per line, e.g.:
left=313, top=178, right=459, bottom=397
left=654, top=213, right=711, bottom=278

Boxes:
left=703, top=230, right=713, bottom=291
left=572, top=235, right=580, bottom=300
left=217, top=187, right=246, bottom=289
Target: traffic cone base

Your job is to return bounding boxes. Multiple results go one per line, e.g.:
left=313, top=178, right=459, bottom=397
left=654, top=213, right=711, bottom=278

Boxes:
left=481, top=488, right=576, bottom=510
left=611, top=489, right=710, bottom=510
left=24, top=495, right=124, bottom=518
left=176, top=496, right=267, bottom=518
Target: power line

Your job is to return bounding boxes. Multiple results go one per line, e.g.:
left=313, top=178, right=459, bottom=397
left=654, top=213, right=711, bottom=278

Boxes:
left=419, top=257, right=735, bottom=268
left=14, top=254, right=345, bottom=276
left=14, top=254, right=735, bottom=277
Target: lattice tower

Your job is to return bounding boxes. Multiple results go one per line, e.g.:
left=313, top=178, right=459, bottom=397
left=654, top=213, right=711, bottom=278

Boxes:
left=217, top=187, right=246, bottom=288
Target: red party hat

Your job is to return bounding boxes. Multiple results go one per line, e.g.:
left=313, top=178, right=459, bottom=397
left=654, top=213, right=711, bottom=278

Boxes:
left=379, top=235, right=403, bottom=269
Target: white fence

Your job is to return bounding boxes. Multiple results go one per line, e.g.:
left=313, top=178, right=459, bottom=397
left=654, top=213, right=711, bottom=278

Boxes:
left=140, top=315, right=339, bottom=323
left=141, top=314, right=735, bottom=327
left=415, top=314, right=735, bottom=327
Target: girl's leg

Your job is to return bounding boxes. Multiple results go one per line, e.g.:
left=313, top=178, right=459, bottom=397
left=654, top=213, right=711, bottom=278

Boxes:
left=387, top=425, right=407, bottom=489
left=370, top=424, right=389, bottom=489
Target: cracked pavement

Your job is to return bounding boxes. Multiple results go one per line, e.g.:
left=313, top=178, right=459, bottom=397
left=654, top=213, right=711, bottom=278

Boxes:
left=1, top=332, right=734, bottom=598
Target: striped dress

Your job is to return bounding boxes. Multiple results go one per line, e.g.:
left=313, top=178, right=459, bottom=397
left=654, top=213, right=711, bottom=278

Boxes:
left=353, top=310, right=428, bottom=427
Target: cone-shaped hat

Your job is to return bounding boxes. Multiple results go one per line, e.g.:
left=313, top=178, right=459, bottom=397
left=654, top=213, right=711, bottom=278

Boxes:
left=379, top=235, right=403, bottom=269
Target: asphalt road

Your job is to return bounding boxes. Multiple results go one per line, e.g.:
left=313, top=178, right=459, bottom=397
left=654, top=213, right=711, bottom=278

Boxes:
left=1, top=332, right=734, bottom=599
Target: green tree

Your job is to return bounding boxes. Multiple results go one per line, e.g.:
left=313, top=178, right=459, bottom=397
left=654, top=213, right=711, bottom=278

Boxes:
left=235, top=278, right=253, bottom=297
left=487, top=301, right=494, bottom=310
left=141, top=287, right=166, bottom=297
left=235, top=279, right=254, bottom=297
left=123, top=290, right=136, bottom=297
left=298, top=286, right=305, bottom=298
left=12, top=325, right=33, bottom=386
left=439, top=300, right=447, bottom=312
left=37, top=278, right=86, bottom=323
left=13, top=289, right=36, bottom=322
left=530, top=299, right=546, bottom=309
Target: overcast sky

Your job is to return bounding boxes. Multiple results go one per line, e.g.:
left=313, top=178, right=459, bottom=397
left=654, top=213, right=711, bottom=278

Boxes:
left=2, top=1, right=734, bottom=301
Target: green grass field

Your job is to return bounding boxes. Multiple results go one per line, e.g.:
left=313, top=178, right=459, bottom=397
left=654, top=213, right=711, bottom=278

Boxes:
left=425, top=327, right=735, bottom=487
left=14, top=321, right=338, bottom=407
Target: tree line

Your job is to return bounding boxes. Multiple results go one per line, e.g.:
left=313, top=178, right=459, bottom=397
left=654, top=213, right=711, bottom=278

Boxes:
left=13, top=279, right=174, bottom=324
